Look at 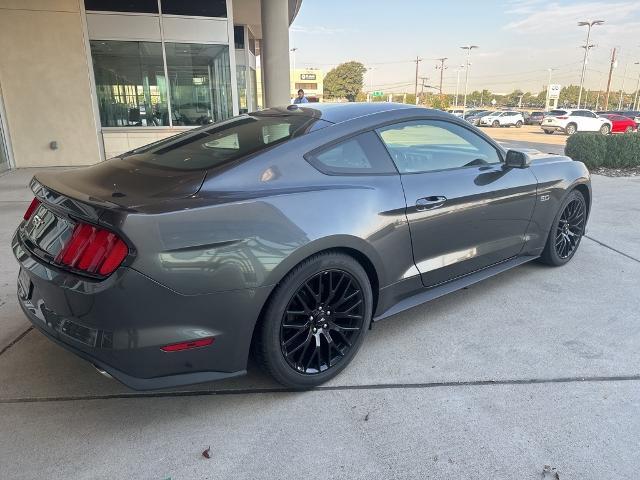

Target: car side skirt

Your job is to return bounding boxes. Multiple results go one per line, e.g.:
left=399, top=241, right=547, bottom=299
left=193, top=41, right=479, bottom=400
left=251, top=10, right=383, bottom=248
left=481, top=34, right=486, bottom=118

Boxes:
left=373, top=255, right=538, bottom=322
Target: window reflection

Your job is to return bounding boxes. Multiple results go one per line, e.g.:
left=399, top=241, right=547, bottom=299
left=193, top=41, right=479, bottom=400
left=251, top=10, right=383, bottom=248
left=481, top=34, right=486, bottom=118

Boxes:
left=165, top=43, right=233, bottom=125
left=91, top=41, right=168, bottom=127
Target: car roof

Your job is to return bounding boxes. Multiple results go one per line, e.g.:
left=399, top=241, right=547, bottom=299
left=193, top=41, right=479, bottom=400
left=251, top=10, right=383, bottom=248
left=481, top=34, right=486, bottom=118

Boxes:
left=259, top=102, right=435, bottom=124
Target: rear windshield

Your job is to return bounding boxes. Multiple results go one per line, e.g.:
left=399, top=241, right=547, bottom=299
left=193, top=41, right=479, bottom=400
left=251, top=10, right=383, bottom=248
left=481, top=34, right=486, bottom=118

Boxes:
left=550, top=110, right=567, bottom=116
left=122, top=113, right=329, bottom=170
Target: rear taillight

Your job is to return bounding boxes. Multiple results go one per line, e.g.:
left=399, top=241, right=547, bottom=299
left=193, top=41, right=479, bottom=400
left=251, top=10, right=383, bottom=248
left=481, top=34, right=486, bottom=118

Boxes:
left=55, top=222, right=128, bottom=276
left=556, top=116, right=568, bottom=119
left=24, top=197, right=41, bottom=221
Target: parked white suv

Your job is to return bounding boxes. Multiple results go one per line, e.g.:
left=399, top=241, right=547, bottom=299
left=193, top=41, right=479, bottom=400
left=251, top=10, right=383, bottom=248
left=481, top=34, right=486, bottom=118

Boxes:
left=541, top=109, right=611, bottom=135
left=479, top=111, right=524, bottom=128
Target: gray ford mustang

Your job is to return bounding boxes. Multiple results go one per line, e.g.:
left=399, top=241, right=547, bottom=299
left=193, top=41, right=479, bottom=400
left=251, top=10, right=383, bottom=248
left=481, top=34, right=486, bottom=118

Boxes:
left=13, top=103, right=591, bottom=390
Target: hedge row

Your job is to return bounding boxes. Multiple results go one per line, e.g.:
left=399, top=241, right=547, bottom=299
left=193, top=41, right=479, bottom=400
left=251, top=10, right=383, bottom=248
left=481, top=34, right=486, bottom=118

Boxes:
left=565, top=132, right=640, bottom=169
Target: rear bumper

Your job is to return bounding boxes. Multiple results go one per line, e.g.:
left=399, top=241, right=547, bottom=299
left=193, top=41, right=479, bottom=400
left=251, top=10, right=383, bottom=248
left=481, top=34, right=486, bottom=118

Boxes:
left=541, top=125, right=564, bottom=131
left=12, top=229, right=272, bottom=390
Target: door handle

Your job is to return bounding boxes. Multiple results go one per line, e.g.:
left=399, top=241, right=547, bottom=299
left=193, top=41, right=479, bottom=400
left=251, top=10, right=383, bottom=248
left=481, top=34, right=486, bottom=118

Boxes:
left=415, top=196, right=447, bottom=211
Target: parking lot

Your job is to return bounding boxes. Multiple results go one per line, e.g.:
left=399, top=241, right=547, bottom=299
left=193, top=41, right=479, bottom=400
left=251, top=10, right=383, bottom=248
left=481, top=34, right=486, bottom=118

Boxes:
left=483, top=124, right=568, bottom=155
left=1, top=163, right=639, bottom=479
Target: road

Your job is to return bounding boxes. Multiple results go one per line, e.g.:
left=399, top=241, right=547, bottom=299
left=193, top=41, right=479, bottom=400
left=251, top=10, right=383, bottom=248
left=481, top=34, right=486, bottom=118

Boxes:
left=1, top=165, right=639, bottom=479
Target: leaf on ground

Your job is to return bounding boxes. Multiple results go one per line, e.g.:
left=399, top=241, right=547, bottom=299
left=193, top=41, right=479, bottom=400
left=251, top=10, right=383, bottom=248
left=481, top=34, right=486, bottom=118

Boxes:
left=202, top=446, right=212, bottom=459
left=364, top=413, right=369, bottom=421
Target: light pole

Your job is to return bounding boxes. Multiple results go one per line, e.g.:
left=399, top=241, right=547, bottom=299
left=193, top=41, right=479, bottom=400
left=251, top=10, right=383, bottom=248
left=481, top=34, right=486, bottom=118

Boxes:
left=454, top=64, right=465, bottom=108
left=618, top=60, right=629, bottom=110
left=577, top=20, right=604, bottom=108
left=634, top=62, right=640, bottom=110
left=289, top=47, right=298, bottom=95
left=460, top=45, right=478, bottom=117
left=545, top=68, right=557, bottom=110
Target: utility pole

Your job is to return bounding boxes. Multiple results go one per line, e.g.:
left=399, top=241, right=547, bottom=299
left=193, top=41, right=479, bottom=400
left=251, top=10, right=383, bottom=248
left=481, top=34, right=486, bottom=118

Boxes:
left=577, top=20, right=604, bottom=108
left=413, top=56, right=422, bottom=105
left=289, top=47, right=298, bottom=93
left=435, top=57, right=448, bottom=101
left=604, top=47, right=617, bottom=110
left=419, top=76, right=429, bottom=103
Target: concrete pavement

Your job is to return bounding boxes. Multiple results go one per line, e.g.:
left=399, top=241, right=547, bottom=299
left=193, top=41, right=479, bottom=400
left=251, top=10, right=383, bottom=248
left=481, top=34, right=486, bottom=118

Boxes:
left=0, top=168, right=639, bottom=479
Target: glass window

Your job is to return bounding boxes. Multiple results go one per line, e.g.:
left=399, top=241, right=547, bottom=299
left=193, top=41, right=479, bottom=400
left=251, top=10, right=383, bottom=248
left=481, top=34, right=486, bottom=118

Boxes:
left=307, top=132, right=396, bottom=175
left=234, top=26, right=245, bottom=49
left=161, top=0, right=227, bottom=17
left=377, top=120, right=501, bottom=173
left=248, top=30, right=257, bottom=55
left=248, top=67, right=257, bottom=112
left=124, top=113, right=329, bottom=170
left=91, top=41, right=168, bottom=127
left=164, top=43, right=232, bottom=125
left=85, top=0, right=158, bottom=13
left=236, top=65, right=248, bottom=114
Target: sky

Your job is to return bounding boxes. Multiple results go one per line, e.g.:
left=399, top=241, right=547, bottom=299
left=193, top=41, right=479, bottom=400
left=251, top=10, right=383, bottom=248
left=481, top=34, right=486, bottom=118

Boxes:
left=289, top=0, right=640, bottom=95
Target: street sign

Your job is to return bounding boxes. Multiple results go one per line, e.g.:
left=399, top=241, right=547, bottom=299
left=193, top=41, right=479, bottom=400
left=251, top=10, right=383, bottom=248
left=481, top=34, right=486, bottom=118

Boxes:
left=372, top=91, right=383, bottom=97
left=549, top=84, right=561, bottom=100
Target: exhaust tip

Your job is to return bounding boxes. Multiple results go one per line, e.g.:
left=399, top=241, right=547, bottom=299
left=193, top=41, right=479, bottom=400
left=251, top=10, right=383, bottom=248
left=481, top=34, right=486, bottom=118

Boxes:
left=93, top=364, right=113, bottom=380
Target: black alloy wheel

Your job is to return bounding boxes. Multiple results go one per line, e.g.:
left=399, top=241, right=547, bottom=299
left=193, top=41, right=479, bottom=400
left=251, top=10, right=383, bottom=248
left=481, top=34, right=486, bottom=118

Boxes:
left=539, top=190, right=587, bottom=266
left=280, top=269, right=365, bottom=374
left=255, top=252, right=372, bottom=388
left=554, top=197, right=586, bottom=259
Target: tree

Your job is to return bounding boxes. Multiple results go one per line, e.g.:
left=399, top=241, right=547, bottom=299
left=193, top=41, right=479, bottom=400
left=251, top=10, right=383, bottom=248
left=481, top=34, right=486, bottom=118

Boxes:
left=323, top=61, right=367, bottom=102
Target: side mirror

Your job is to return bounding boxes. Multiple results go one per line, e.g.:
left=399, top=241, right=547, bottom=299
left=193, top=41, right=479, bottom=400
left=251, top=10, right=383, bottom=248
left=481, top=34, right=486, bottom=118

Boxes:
left=504, top=149, right=531, bottom=168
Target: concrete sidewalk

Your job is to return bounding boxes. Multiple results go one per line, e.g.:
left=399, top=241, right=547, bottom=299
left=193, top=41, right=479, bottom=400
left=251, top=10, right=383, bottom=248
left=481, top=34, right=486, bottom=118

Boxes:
left=1, top=168, right=639, bottom=479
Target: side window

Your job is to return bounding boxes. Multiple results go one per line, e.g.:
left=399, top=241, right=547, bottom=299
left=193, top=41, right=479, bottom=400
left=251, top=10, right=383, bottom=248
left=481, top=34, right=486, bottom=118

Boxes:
left=306, top=131, right=397, bottom=175
left=377, top=120, right=502, bottom=174
left=570, top=111, right=584, bottom=117
left=584, top=111, right=596, bottom=118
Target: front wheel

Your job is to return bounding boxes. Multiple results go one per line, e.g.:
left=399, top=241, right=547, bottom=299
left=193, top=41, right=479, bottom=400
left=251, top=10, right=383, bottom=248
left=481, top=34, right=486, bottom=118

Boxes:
left=515, top=120, right=523, bottom=128
left=539, top=190, right=587, bottom=266
left=254, top=252, right=373, bottom=388
left=565, top=124, right=577, bottom=135
left=624, top=126, right=633, bottom=133
left=492, top=120, right=500, bottom=128
left=600, top=124, right=610, bottom=135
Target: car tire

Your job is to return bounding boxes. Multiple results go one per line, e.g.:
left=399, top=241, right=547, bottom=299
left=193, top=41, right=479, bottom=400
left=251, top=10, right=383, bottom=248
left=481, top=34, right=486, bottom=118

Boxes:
left=492, top=120, right=500, bottom=128
left=565, top=123, right=577, bottom=135
left=600, top=124, right=610, bottom=135
left=625, top=126, right=633, bottom=133
left=516, top=120, right=523, bottom=128
left=543, top=129, right=554, bottom=135
left=539, top=189, right=587, bottom=267
left=254, top=252, right=373, bottom=388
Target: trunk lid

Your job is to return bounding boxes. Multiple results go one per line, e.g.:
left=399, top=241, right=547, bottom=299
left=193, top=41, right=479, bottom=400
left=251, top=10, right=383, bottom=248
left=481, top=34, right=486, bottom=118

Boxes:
left=34, top=156, right=207, bottom=211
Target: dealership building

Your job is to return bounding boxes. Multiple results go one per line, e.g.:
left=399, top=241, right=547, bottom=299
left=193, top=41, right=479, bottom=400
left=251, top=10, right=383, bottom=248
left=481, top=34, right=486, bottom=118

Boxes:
left=0, top=0, right=302, bottom=173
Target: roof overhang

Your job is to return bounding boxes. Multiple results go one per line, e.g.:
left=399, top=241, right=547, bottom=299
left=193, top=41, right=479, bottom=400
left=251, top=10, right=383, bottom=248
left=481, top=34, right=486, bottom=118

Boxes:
left=232, top=0, right=302, bottom=38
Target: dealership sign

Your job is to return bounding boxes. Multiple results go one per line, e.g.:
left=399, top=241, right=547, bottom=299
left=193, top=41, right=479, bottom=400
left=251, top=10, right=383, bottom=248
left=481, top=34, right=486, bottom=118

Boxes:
left=300, top=73, right=316, bottom=80
left=548, top=84, right=561, bottom=100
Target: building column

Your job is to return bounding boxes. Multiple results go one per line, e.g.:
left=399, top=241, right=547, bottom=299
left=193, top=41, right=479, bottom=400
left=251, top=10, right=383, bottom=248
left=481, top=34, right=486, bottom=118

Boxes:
left=261, top=0, right=291, bottom=106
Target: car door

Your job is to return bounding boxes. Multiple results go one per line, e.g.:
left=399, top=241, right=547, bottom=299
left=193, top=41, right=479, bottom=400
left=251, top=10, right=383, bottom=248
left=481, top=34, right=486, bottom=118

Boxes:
left=584, top=110, right=605, bottom=130
left=376, top=118, right=538, bottom=287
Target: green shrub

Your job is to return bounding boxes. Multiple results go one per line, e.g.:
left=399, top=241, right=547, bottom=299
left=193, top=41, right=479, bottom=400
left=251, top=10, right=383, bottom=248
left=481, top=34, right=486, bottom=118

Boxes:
left=604, top=133, right=640, bottom=168
left=564, top=133, right=607, bottom=168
